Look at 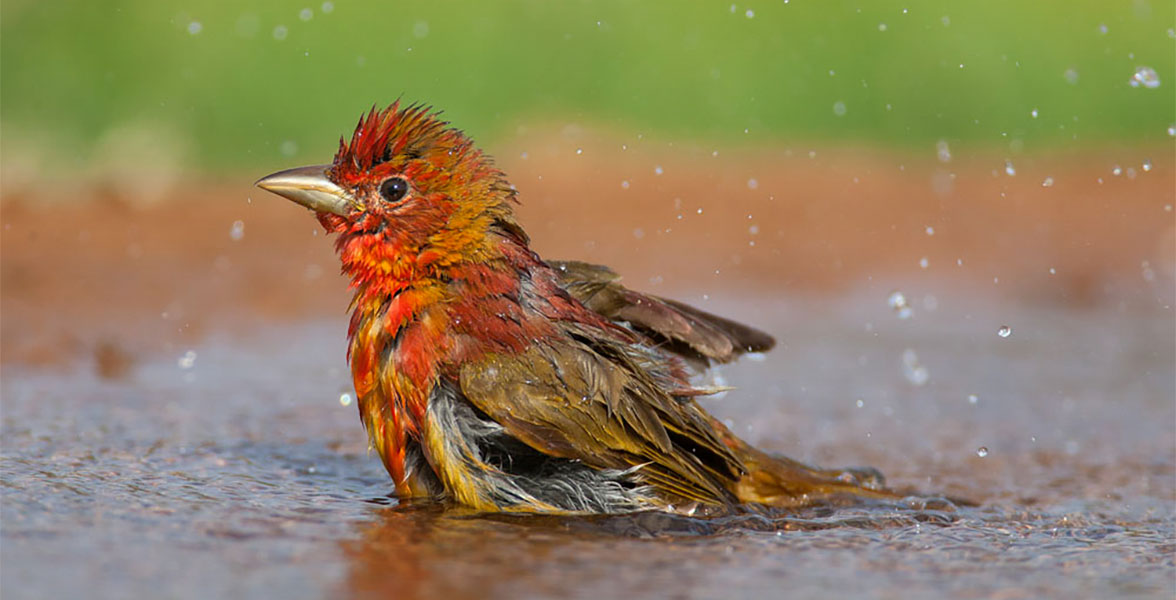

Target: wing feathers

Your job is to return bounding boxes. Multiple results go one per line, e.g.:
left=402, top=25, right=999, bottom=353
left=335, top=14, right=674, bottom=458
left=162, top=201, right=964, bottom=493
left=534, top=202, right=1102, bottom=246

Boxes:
left=549, top=260, right=775, bottom=364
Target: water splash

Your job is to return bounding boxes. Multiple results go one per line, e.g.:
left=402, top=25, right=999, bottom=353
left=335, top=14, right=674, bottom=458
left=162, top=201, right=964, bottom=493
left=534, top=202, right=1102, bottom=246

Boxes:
left=888, top=291, right=913, bottom=320
left=901, top=349, right=929, bottom=386
left=936, top=140, right=952, bottom=163
left=178, top=350, right=197, bottom=369
left=1129, top=66, right=1160, bottom=89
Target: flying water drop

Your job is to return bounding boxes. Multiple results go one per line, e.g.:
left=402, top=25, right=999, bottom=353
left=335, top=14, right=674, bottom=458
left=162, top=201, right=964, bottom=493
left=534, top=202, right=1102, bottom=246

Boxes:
left=888, top=291, right=913, bottom=319
left=178, top=350, right=197, bottom=369
left=901, top=349, right=929, bottom=386
left=1129, top=66, right=1160, bottom=89
left=936, top=140, right=952, bottom=163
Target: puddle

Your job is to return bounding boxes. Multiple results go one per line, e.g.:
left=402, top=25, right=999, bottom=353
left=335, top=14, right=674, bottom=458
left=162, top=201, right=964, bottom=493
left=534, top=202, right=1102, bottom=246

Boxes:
left=2, top=296, right=1172, bottom=599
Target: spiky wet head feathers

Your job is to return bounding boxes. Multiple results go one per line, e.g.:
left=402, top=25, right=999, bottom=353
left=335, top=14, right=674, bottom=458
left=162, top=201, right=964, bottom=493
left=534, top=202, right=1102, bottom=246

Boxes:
left=329, top=102, right=518, bottom=217
left=323, top=102, right=528, bottom=291
left=334, top=103, right=448, bottom=178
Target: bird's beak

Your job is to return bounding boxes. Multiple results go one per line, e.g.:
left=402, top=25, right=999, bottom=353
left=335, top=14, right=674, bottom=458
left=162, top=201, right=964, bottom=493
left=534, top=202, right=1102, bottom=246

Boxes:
left=254, top=164, right=354, bottom=216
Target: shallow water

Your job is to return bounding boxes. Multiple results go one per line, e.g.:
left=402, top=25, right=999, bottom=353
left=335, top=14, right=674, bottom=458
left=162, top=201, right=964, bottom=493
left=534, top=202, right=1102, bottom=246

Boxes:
left=3, top=293, right=1172, bottom=599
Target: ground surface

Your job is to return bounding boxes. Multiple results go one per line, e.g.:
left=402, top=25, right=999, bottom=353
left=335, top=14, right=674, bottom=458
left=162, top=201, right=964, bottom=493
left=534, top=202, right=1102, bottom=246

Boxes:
left=2, top=140, right=1173, bottom=599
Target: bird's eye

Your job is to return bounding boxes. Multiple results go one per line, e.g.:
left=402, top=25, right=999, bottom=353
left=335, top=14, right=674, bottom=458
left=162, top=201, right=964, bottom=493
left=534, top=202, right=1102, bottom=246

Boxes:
left=379, top=177, right=409, bottom=204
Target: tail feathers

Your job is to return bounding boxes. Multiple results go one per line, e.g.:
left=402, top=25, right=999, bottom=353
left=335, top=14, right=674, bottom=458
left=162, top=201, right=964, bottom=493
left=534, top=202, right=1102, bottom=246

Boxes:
left=731, top=444, right=901, bottom=507
left=704, top=415, right=902, bottom=507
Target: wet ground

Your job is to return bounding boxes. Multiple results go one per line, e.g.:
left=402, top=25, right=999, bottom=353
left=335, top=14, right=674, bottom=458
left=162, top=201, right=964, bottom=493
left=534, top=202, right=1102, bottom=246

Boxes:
left=2, top=141, right=1174, bottom=598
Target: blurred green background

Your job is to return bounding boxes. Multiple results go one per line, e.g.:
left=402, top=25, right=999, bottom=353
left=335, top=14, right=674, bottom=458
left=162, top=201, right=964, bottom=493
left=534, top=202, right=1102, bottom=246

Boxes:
left=2, top=0, right=1173, bottom=172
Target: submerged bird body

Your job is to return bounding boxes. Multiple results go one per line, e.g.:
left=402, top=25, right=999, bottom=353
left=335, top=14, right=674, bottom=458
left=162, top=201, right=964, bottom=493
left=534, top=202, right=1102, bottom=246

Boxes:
left=258, top=103, right=893, bottom=514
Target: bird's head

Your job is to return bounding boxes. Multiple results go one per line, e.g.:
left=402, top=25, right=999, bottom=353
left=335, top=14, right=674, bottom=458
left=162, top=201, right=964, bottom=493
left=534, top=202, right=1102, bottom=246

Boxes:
left=256, top=102, right=526, bottom=280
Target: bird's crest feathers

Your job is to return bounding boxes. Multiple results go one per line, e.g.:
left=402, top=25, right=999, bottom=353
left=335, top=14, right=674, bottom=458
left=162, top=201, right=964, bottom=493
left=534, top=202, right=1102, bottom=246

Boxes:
left=332, top=101, right=460, bottom=182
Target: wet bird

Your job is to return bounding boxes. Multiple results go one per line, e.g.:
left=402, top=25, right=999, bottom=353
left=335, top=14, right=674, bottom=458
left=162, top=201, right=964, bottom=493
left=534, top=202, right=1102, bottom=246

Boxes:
left=256, top=102, right=895, bottom=514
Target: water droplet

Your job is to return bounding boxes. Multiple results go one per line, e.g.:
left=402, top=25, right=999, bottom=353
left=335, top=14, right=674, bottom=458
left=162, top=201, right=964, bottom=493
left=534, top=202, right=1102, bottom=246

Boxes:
left=339, top=393, right=352, bottom=407
left=1030, top=108, right=1039, bottom=118
left=520, top=151, right=529, bottom=160
left=187, top=21, right=203, bottom=35
left=1129, top=66, right=1160, bottom=89
left=919, top=257, right=929, bottom=269
left=1141, top=159, right=1152, bottom=172
left=832, top=101, right=847, bottom=116
left=856, top=399, right=865, bottom=408
left=925, top=226, right=935, bottom=236
left=997, top=325, right=1012, bottom=338
left=888, top=290, right=912, bottom=319
left=412, top=20, right=429, bottom=38
left=1063, top=68, right=1079, bottom=85
left=575, top=148, right=583, bottom=155
left=1004, top=160, right=1016, bottom=176
left=1049, top=267, right=1056, bottom=275
left=968, top=394, right=979, bottom=405
left=1112, top=165, right=1122, bottom=176
left=1097, top=23, right=1108, bottom=34
left=936, top=140, right=952, bottom=163
left=745, top=9, right=755, bottom=18
left=273, top=25, right=289, bottom=40
left=299, top=8, right=313, bottom=21
left=178, top=350, right=197, bottom=369
left=620, top=180, right=630, bottom=189
left=976, top=446, right=989, bottom=457
left=1041, top=176, right=1054, bottom=187
left=696, top=208, right=703, bottom=215
left=748, top=224, right=759, bottom=235
left=747, top=178, right=758, bottom=190
left=1141, top=260, right=1157, bottom=283
left=280, top=140, right=298, bottom=157
left=632, top=227, right=644, bottom=239
left=321, top=2, right=335, bottom=13
left=901, top=349, right=929, bottom=386
left=654, top=165, right=664, bottom=175
left=878, top=23, right=887, bottom=32
left=229, top=220, right=245, bottom=241
left=1168, top=125, right=1176, bottom=137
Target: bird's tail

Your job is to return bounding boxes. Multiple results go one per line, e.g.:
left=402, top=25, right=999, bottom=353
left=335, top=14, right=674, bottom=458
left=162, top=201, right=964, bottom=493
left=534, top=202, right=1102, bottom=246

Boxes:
left=707, top=417, right=903, bottom=508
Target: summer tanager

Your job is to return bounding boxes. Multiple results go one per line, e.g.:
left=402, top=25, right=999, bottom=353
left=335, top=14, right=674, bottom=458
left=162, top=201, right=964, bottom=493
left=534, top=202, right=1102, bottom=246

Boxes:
left=257, top=102, right=895, bottom=514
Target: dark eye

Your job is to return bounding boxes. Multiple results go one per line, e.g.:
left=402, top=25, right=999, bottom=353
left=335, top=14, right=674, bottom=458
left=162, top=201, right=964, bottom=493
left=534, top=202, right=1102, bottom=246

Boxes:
left=379, top=177, right=409, bottom=203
